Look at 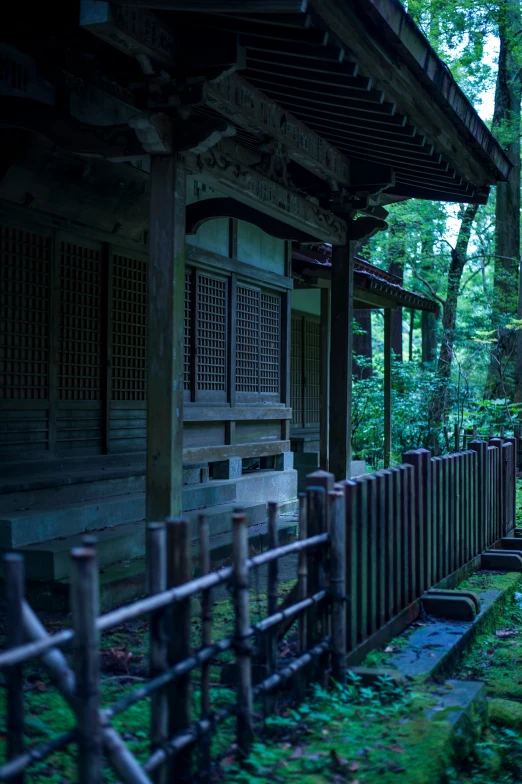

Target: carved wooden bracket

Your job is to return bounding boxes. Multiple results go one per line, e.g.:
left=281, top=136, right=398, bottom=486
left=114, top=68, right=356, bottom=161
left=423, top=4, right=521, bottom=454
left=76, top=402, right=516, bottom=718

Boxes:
left=186, top=141, right=347, bottom=244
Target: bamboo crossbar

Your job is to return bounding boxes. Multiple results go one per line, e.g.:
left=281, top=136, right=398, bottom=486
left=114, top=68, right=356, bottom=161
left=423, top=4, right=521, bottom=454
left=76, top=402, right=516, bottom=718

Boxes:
left=255, top=590, right=327, bottom=633
left=144, top=706, right=233, bottom=773
left=247, top=532, right=329, bottom=570
left=253, top=639, right=330, bottom=696
left=0, top=536, right=330, bottom=672
left=0, top=730, right=75, bottom=782
left=105, top=638, right=234, bottom=720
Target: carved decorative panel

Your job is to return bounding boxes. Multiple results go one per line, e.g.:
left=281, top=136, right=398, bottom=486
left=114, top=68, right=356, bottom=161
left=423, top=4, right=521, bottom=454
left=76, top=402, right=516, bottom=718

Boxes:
left=290, top=315, right=303, bottom=426
left=58, top=240, right=102, bottom=400
left=304, top=319, right=320, bottom=426
left=236, top=285, right=260, bottom=393
left=0, top=225, right=50, bottom=400
left=184, top=269, right=192, bottom=391
left=260, top=292, right=280, bottom=394
left=112, top=253, right=147, bottom=401
left=197, top=274, right=227, bottom=392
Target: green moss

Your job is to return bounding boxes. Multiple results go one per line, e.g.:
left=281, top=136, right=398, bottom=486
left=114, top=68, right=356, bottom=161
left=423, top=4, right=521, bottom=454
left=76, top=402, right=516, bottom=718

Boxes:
left=489, top=699, right=522, bottom=729
left=458, top=571, right=521, bottom=593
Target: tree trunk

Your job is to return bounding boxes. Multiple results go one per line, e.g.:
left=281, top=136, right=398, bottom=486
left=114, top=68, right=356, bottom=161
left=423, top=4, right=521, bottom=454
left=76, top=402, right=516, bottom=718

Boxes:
left=421, top=311, right=437, bottom=364
left=429, top=204, right=479, bottom=432
left=353, top=310, right=373, bottom=379
left=485, top=0, right=521, bottom=400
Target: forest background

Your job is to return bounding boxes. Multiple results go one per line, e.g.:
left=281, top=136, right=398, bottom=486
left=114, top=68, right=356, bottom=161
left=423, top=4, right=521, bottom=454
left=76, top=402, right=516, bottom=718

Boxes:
left=355, top=0, right=522, bottom=466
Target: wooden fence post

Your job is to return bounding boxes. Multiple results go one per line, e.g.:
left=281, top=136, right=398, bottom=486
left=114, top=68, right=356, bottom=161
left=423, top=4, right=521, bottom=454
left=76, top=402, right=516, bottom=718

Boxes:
left=233, top=512, right=254, bottom=758
left=70, top=547, right=102, bottom=784
left=265, top=502, right=279, bottom=716
left=5, top=553, right=25, bottom=784
left=148, top=523, right=168, bottom=784
left=329, top=490, right=346, bottom=685
left=403, top=449, right=432, bottom=593
left=489, top=439, right=503, bottom=539
left=343, top=480, right=358, bottom=651
left=505, top=438, right=517, bottom=533
left=306, top=480, right=329, bottom=682
left=454, top=423, right=460, bottom=453
left=295, top=493, right=308, bottom=700
left=199, top=514, right=212, bottom=781
left=166, top=517, right=192, bottom=783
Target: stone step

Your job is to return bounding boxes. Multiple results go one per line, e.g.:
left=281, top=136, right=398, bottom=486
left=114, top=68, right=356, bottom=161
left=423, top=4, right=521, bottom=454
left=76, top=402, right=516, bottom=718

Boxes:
left=16, top=509, right=298, bottom=613
left=0, top=493, right=146, bottom=548
left=5, top=499, right=269, bottom=581
left=11, top=521, right=147, bottom=582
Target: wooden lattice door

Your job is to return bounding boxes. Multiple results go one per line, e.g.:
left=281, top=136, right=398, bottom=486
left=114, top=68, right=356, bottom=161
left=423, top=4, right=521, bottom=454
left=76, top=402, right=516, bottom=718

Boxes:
left=0, top=224, right=51, bottom=459
left=57, top=235, right=103, bottom=455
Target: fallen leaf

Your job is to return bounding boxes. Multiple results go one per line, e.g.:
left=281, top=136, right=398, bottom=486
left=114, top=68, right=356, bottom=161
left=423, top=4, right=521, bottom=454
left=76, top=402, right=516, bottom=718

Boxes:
left=387, top=745, right=405, bottom=753
left=496, top=629, right=518, bottom=638
left=34, top=681, right=48, bottom=692
left=385, top=646, right=398, bottom=653
left=221, top=755, right=236, bottom=767
left=290, top=746, right=304, bottom=760
left=486, top=649, right=495, bottom=655
left=349, top=761, right=360, bottom=772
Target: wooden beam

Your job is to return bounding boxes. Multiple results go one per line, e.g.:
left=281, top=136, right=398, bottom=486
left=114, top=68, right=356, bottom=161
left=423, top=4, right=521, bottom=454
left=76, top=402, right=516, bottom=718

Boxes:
left=186, top=142, right=346, bottom=244
left=146, top=153, right=185, bottom=524
left=320, top=287, right=330, bottom=471
left=384, top=308, right=392, bottom=468
left=203, top=73, right=350, bottom=186
left=246, top=57, right=369, bottom=89
left=114, top=1, right=309, bottom=11
left=329, top=244, right=353, bottom=481
left=246, top=50, right=361, bottom=78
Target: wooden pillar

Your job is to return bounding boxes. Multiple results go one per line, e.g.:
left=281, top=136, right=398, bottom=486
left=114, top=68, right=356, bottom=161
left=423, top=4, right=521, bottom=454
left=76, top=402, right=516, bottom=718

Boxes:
left=320, top=287, right=330, bottom=470
left=329, top=244, right=353, bottom=481
left=146, top=154, right=186, bottom=524
left=384, top=308, right=392, bottom=468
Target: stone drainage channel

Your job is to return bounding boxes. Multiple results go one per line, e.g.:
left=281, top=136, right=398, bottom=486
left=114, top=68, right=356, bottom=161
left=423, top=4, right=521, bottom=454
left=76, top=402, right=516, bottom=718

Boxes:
left=345, top=566, right=522, bottom=781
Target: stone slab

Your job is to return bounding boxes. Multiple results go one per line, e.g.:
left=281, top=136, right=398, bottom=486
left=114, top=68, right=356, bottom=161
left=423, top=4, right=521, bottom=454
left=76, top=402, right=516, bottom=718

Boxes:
left=388, top=584, right=517, bottom=680
left=350, top=460, right=367, bottom=478
left=425, top=588, right=481, bottom=613
left=0, top=493, right=146, bottom=548
left=424, top=680, right=488, bottom=761
left=421, top=594, right=477, bottom=622
left=347, top=666, right=406, bottom=688
left=482, top=551, right=522, bottom=571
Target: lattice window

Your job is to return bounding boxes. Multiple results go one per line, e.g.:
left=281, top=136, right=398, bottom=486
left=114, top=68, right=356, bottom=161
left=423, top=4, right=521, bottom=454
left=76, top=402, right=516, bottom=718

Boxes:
left=260, top=292, right=280, bottom=393
left=304, top=319, right=320, bottom=425
left=290, top=315, right=303, bottom=426
left=236, top=286, right=259, bottom=392
left=58, top=241, right=102, bottom=400
left=0, top=225, right=50, bottom=400
left=184, top=270, right=192, bottom=391
left=197, top=274, right=227, bottom=392
left=112, top=254, right=147, bottom=401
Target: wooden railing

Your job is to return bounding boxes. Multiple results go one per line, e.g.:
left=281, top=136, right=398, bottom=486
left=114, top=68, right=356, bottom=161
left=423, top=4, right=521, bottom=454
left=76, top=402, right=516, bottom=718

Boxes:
left=0, top=437, right=517, bottom=782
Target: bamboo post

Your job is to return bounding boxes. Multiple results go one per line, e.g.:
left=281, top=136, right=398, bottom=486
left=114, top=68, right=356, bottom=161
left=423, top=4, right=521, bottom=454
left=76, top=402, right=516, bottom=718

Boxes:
left=233, top=512, right=254, bottom=758
left=489, top=423, right=494, bottom=439
left=500, top=424, right=506, bottom=440
left=306, top=485, right=327, bottom=685
left=70, top=547, right=102, bottom=784
left=443, top=425, right=450, bottom=454
left=473, top=424, right=478, bottom=440
left=295, top=493, right=308, bottom=700
left=328, top=491, right=346, bottom=685
left=148, top=523, right=168, bottom=784
left=454, top=423, right=460, bottom=453
left=199, top=514, right=212, bottom=781
left=5, top=553, right=25, bottom=784
left=264, top=502, right=279, bottom=716
left=166, top=518, right=192, bottom=783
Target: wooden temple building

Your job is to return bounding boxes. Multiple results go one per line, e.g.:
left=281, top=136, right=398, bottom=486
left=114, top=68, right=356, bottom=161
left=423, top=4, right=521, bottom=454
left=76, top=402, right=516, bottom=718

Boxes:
left=0, top=0, right=511, bottom=603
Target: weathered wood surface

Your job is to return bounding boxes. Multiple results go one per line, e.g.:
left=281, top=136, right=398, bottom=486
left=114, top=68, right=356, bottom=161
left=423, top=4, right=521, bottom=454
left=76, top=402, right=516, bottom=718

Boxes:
left=146, top=154, right=185, bottom=523
left=329, top=244, right=354, bottom=480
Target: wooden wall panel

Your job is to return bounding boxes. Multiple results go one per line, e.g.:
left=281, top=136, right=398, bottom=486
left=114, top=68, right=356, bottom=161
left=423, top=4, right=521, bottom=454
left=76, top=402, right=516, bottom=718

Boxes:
left=235, top=420, right=281, bottom=444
